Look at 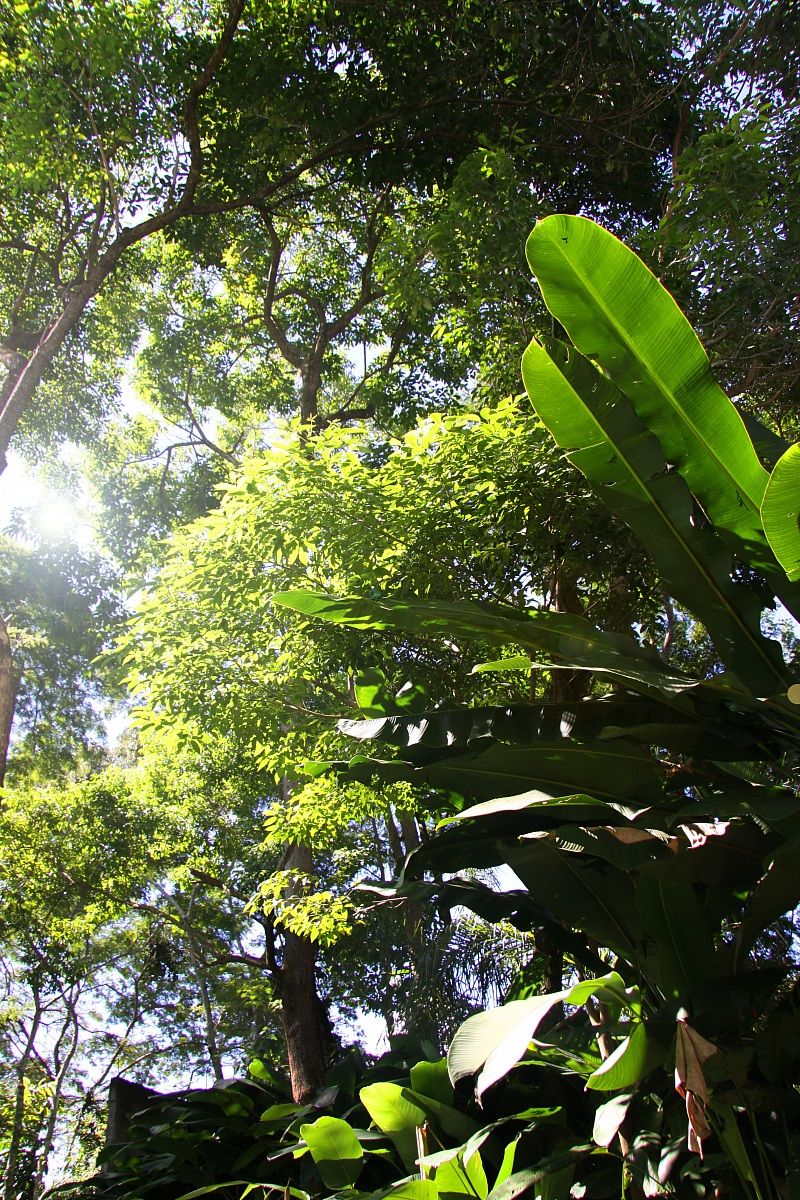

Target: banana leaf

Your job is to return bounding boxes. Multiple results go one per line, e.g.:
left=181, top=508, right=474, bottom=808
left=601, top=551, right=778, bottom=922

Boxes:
left=338, top=694, right=779, bottom=761
left=501, top=837, right=645, bottom=959
left=275, top=591, right=729, bottom=707
left=525, top=216, right=768, bottom=549
left=336, top=739, right=667, bottom=805
left=521, top=335, right=788, bottom=698
left=635, top=875, right=720, bottom=996
left=761, top=443, right=800, bottom=582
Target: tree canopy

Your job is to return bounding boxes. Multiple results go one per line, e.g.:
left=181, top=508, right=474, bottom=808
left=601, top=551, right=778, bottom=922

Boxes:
left=1, top=0, right=800, bottom=1193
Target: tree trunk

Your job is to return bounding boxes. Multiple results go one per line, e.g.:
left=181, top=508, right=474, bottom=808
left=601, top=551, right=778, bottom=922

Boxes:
left=278, top=927, right=328, bottom=1102
left=0, top=614, right=15, bottom=787
left=536, top=564, right=579, bottom=1020
left=3, top=992, right=43, bottom=1200
left=549, top=564, right=585, bottom=704
left=188, top=932, right=225, bottom=1081
left=275, top=842, right=328, bottom=1103
left=299, top=360, right=323, bottom=429
left=32, top=992, right=81, bottom=1196
left=533, top=930, right=564, bottom=1029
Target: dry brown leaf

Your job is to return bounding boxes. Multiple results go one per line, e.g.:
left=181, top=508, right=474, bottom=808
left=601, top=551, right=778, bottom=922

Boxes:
left=603, top=826, right=680, bottom=852
left=675, top=1018, right=719, bottom=1158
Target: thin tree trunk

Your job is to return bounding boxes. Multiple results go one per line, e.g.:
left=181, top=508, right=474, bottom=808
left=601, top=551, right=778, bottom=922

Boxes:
left=162, top=889, right=225, bottom=1081
left=536, top=564, right=581, bottom=1021
left=0, top=614, right=15, bottom=786
left=549, top=564, right=585, bottom=704
left=32, top=990, right=81, bottom=1195
left=187, top=933, right=225, bottom=1081
left=533, top=930, right=564, bottom=1029
left=3, top=992, right=43, bottom=1200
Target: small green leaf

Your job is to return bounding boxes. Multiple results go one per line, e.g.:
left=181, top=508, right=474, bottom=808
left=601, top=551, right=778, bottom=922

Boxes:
left=299, top=1116, right=364, bottom=1189
left=410, top=1058, right=454, bottom=1106
left=434, top=1149, right=489, bottom=1199
left=586, top=1023, right=663, bottom=1091
left=383, top=1183, right=439, bottom=1200
left=493, top=1136, right=519, bottom=1190
left=360, top=1083, right=425, bottom=1170
left=260, top=1102, right=310, bottom=1124
left=471, top=656, right=531, bottom=675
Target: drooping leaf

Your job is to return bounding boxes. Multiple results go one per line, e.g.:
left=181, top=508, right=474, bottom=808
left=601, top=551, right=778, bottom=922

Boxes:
left=273, top=591, right=698, bottom=702
left=586, top=1023, right=665, bottom=1092
left=503, top=838, right=644, bottom=960
left=448, top=994, right=568, bottom=1091
left=334, top=739, right=668, bottom=808
left=339, top=694, right=774, bottom=761
left=439, top=789, right=648, bottom=829
left=675, top=1018, right=718, bottom=1155
left=448, top=973, right=632, bottom=1100
left=635, top=875, right=719, bottom=996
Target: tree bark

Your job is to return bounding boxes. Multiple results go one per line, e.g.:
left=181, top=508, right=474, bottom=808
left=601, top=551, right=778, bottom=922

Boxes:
left=533, top=930, right=564, bottom=1029
left=278, top=927, right=328, bottom=1102
left=549, top=564, right=585, bottom=704
left=3, top=991, right=43, bottom=1200
left=274, top=842, right=328, bottom=1103
left=0, top=614, right=15, bottom=787
left=32, top=990, right=81, bottom=1196
left=536, top=564, right=579, bottom=1021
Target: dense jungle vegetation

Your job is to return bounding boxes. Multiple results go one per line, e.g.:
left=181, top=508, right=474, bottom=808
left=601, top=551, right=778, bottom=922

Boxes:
left=1, top=2, right=799, bottom=1197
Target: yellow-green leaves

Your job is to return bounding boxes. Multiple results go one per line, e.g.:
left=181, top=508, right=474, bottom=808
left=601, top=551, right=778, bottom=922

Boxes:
left=300, top=1116, right=364, bottom=1190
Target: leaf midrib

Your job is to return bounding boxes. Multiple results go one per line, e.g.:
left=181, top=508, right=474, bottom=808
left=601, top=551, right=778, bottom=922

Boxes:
left=545, top=233, right=767, bottom=515
left=546, top=346, right=785, bottom=694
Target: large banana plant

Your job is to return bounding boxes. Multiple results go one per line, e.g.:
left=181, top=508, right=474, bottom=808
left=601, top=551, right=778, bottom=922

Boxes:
left=275, top=218, right=800, bottom=1198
